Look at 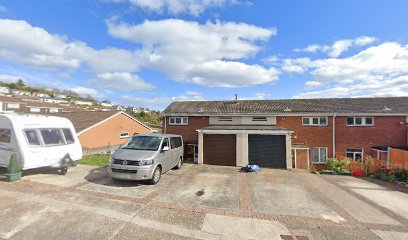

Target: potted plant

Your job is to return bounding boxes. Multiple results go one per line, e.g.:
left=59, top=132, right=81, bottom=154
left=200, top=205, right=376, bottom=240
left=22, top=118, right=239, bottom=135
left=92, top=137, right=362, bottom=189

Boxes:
left=6, top=154, right=22, bottom=182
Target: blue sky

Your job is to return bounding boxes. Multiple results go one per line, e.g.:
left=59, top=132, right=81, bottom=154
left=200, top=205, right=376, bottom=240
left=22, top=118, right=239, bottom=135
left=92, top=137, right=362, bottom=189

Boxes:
left=0, top=0, right=408, bottom=110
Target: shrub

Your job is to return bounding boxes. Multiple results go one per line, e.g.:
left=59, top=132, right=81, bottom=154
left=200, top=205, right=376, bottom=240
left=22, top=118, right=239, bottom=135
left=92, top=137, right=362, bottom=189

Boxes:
left=374, top=167, right=396, bottom=182
left=393, top=168, right=407, bottom=182
left=7, top=154, right=21, bottom=174
left=326, top=158, right=350, bottom=174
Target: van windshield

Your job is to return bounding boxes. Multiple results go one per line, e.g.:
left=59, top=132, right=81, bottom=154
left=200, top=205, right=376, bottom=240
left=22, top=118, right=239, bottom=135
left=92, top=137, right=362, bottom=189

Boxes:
left=121, top=136, right=162, bottom=151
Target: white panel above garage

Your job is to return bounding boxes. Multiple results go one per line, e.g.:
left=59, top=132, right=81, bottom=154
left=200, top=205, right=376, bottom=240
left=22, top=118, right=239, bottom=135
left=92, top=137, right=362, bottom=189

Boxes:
left=209, top=116, right=277, bottom=125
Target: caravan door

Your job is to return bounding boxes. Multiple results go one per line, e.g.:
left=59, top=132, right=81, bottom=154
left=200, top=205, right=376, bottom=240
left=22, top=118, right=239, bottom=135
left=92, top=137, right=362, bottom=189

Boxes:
left=0, top=128, right=13, bottom=167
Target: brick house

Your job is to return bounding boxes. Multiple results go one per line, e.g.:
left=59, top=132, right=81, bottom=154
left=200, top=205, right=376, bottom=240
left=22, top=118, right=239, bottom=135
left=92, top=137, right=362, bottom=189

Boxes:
left=52, top=111, right=152, bottom=155
left=162, top=97, right=408, bottom=169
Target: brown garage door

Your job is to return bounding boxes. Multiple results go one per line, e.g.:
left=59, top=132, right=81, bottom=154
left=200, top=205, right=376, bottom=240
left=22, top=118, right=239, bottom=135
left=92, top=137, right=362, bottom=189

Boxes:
left=203, top=134, right=236, bottom=166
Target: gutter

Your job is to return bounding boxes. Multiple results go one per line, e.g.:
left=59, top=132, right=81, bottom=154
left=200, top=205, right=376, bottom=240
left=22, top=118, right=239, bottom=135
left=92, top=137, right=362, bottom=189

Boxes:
left=332, top=114, right=336, bottom=158
left=164, top=116, right=167, bottom=134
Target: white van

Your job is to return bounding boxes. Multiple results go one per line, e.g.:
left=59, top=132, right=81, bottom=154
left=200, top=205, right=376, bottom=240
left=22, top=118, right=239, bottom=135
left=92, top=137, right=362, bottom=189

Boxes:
left=0, top=113, right=82, bottom=173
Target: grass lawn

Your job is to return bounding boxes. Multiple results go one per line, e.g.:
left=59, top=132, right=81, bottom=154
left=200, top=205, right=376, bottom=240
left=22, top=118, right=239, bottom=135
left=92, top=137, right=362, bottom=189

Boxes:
left=77, top=154, right=110, bottom=167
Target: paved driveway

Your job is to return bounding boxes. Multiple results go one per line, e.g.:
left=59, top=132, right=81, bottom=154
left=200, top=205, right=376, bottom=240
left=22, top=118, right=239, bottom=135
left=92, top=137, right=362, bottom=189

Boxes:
left=0, top=163, right=407, bottom=240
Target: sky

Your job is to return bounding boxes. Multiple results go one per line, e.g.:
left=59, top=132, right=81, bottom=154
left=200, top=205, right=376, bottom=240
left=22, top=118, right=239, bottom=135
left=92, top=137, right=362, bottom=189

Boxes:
left=0, top=0, right=408, bottom=110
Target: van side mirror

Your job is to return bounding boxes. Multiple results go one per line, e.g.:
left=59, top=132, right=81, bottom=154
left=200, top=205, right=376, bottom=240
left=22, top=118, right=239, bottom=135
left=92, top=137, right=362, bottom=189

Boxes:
left=162, top=146, right=169, bottom=151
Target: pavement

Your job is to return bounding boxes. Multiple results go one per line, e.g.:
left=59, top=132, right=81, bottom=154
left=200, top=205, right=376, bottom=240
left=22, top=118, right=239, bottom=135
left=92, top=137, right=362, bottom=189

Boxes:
left=0, top=163, right=406, bottom=240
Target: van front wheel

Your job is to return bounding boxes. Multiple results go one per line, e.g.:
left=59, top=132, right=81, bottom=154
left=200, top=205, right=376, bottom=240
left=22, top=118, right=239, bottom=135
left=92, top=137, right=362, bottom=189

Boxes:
left=148, top=167, right=161, bottom=185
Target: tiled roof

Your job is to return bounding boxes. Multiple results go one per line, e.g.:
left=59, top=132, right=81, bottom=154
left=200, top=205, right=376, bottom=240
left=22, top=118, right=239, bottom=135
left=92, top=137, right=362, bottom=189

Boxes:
left=0, top=96, right=25, bottom=103
left=163, top=97, right=408, bottom=115
left=50, top=111, right=120, bottom=132
left=25, top=101, right=63, bottom=108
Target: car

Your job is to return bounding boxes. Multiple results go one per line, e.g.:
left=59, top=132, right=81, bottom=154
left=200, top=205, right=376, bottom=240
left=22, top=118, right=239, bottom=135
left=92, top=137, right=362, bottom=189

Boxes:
left=107, top=134, right=183, bottom=184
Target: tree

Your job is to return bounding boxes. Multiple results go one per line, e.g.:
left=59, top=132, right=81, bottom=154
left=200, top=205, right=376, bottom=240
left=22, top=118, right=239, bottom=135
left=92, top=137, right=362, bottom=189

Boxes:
left=16, top=79, right=25, bottom=87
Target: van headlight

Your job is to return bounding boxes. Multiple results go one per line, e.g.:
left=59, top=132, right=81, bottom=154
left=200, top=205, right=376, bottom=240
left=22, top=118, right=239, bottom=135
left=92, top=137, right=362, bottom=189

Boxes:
left=109, top=157, right=114, bottom=164
left=140, top=160, right=154, bottom=166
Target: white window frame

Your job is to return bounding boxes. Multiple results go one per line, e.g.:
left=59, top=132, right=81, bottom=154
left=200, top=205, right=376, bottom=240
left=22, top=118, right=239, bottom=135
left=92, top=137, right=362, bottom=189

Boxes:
left=311, top=147, right=328, bottom=164
left=302, top=117, right=328, bottom=126
left=30, top=107, right=41, bottom=113
left=6, top=103, right=20, bottom=109
left=346, top=148, right=364, bottom=161
left=120, top=132, right=130, bottom=139
left=346, top=117, right=374, bottom=126
left=169, top=117, right=188, bottom=125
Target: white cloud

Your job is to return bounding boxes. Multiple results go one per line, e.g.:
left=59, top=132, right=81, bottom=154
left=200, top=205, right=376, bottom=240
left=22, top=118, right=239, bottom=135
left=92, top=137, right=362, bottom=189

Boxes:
left=93, top=72, right=155, bottom=91
left=0, top=74, right=23, bottom=83
left=281, top=58, right=311, bottom=74
left=294, top=36, right=378, bottom=58
left=293, top=42, right=408, bottom=98
left=107, top=19, right=278, bottom=87
left=118, top=91, right=204, bottom=109
left=70, top=86, right=101, bottom=98
left=109, top=0, right=240, bottom=16
left=239, top=92, right=272, bottom=100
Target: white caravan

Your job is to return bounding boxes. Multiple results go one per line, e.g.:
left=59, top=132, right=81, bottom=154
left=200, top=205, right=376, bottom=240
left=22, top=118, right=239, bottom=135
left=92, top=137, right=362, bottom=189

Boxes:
left=0, top=113, right=82, bottom=172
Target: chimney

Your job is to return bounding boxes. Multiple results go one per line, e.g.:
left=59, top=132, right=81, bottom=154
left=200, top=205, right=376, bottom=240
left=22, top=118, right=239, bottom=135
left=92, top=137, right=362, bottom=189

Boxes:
left=235, top=94, right=238, bottom=101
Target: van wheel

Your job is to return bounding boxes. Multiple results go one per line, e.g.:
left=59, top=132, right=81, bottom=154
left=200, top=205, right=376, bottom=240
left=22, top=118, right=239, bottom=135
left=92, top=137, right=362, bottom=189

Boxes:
left=175, top=157, right=183, bottom=169
left=148, top=167, right=161, bottom=185
left=60, top=167, right=68, bottom=175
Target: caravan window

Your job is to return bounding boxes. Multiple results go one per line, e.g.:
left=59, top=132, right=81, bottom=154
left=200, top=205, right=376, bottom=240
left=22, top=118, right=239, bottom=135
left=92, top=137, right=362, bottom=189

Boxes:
left=24, top=130, right=40, bottom=146
left=62, top=129, right=75, bottom=144
left=40, top=129, right=64, bottom=145
left=0, top=129, right=11, bottom=143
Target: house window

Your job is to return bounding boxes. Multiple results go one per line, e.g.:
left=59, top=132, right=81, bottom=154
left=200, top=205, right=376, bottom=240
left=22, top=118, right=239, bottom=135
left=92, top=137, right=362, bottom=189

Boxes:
left=252, top=116, right=267, bottom=122
left=169, top=117, right=188, bottom=125
left=49, top=108, right=59, bottom=113
left=6, top=103, right=20, bottom=109
left=0, top=129, right=11, bottom=143
left=311, top=147, right=328, bottom=163
left=218, top=117, right=232, bottom=122
left=346, top=117, right=374, bottom=126
left=120, top=132, right=130, bottom=139
left=302, top=117, right=328, bottom=126
left=346, top=148, right=363, bottom=161
left=30, top=107, right=41, bottom=113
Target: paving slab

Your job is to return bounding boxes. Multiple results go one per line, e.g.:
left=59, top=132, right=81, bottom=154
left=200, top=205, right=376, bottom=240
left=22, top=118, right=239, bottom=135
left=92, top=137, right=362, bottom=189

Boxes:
left=154, top=165, right=240, bottom=210
left=201, top=214, right=290, bottom=240
left=351, top=188, right=408, bottom=220
left=115, top=223, right=195, bottom=240
left=308, top=174, right=400, bottom=225
left=371, top=230, right=408, bottom=240
left=248, top=171, right=344, bottom=222
left=23, top=164, right=106, bottom=187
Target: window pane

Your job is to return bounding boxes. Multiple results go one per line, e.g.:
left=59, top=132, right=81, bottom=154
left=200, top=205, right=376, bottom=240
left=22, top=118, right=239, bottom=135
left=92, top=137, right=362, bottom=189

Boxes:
left=346, top=152, right=354, bottom=159
left=355, top=153, right=362, bottom=161
left=312, top=118, right=319, bottom=125
left=25, top=130, right=40, bottom=146
left=0, top=129, right=11, bottom=143
left=302, top=118, right=310, bottom=125
left=311, top=148, right=319, bottom=163
left=175, top=118, right=181, bottom=124
left=41, top=129, right=64, bottom=145
left=170, top=118, right=175, bottom=124
left=355, top=117, right=362, bottom=125
left=347, top=117, right=354, bottom=125
left=320, top=148, right=327, bottom=162
left=320, top=117, right=327, bottom=126
left=182, top=117, right=188, bottom=124
left=63, top=129, right=75, bottom=144
left=365, top=117, right=373, bottom=125
left=162, top=138, right=169, bottom=148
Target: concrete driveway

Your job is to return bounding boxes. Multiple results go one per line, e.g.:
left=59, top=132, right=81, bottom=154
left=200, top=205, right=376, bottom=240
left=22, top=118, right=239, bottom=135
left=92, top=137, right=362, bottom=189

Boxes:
left=0, top=163, right=407, bottom=240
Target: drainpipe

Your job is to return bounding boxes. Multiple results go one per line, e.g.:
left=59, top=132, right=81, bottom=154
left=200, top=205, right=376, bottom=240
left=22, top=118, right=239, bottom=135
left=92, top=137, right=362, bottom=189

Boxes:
left=332, top=114, right=336, bottom=158
left=163, top=116, right=167, bottom=134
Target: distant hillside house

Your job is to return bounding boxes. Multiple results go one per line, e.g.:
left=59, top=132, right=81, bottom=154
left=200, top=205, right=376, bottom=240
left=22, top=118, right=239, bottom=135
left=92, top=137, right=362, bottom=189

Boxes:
left=32, top=92, right=50, bottom=98
left=51, top=111, right=152, bottom=155
left=73, top=100, right=93, bottom=106
left=111, top=105, right=125, bottom=111
left=54, top=94, right=67, bottom=99
left=42, top=97, right=69, bottom=104
left=12, top=90, right=31, bottom=96
left=126, top=106, right=140, bottom=114
left=0, top=96, right=26, bottom=112
left=25, top=102, right=63, bottom=113
left=100, top=102, right=113, bottom=107
left=0, top=86, right=10, bottom=95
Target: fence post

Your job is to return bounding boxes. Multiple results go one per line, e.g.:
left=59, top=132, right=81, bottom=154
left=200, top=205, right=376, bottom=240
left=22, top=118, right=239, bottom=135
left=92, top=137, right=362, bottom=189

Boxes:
left=386, top=147, right=391, bottom=168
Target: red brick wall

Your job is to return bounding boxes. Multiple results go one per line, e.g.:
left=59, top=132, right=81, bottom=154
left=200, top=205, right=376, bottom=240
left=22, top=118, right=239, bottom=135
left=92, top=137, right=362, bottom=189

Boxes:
left=164, top=116, right=209, bottom=143
left=335, top=116, right=407, bottom=157
left=277, top=116, right=334, bottom=157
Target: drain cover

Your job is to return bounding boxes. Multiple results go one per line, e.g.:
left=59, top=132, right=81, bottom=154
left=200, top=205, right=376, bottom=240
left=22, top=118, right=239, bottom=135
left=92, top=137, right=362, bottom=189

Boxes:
left=196, top=188, right=205, bottom=196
